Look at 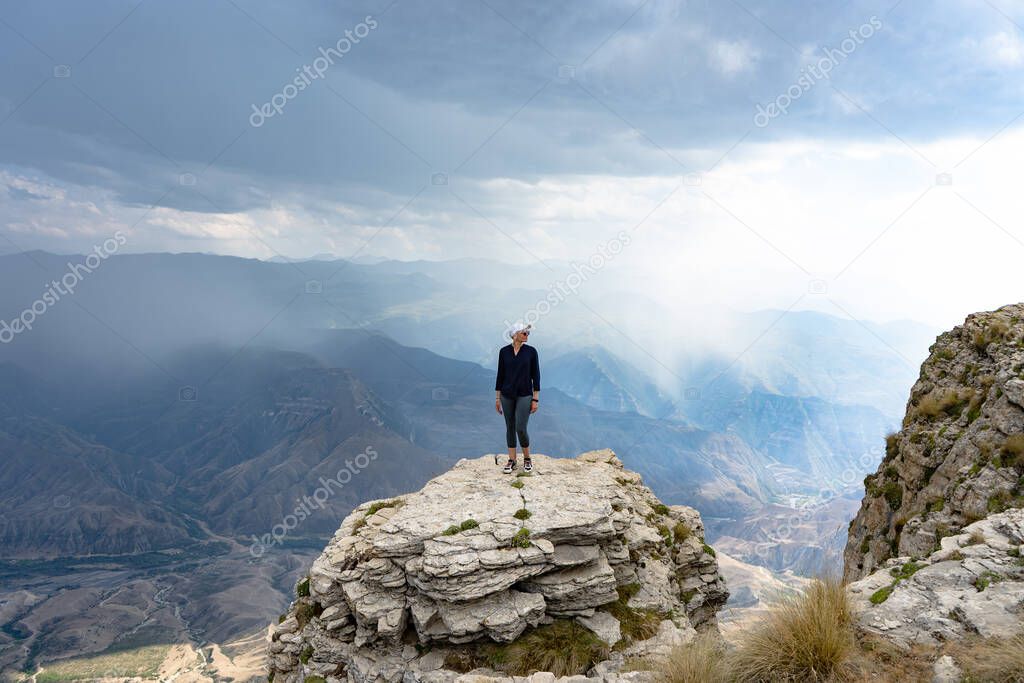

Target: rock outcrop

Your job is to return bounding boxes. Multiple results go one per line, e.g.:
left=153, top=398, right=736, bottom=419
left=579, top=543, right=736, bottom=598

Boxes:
left=843, top=304, right=1024, bottom=661
left=845, top=304, right=1024, bottom=582
left=847, top=508, right=1024, bottom=648
left=268, top=450, right=728, bottom=682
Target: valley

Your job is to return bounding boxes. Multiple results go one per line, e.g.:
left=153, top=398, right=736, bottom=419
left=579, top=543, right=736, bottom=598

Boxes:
left=0, top=252, right=935, bottom=679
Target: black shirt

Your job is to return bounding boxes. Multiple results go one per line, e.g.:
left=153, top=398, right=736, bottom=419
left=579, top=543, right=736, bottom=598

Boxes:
left=495, top=344, right=540, bottom=398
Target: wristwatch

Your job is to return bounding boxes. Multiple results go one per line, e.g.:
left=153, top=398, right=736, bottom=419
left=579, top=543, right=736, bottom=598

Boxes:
left=531, top=399, right=539, bottom=403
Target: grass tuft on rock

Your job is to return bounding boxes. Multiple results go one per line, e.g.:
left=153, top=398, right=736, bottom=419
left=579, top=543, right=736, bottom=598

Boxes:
left=510, top=528, right=531, bottom=548
left=513, top=508, right=531, bottom=520
left=953, top=631, right=1024, bottom=681
left=1003, top=434, right=1024, bottom=467
left=296, top=577, right=310, bottom=598
left=600, top=584, right=661, bottom=646
left=494, top=620, right=609, bottom=676
left=442, top=519, right=480, bottom=536
left=654, top=632, right=728, bottom=683
left=673, top=522, right=692, bottom=543
left=889, top=561, right=923, bottom=581
left=881, top=480, right=903, bottom=509
left=727, top=577, right=854, bottom=682
left=510, top=480, right=525, bottom=489
left=366, top=498, right=403, bottom=516
left=913, top=387, right=973, bottom=421
left=974, top=570, right=1002, bottom=592
left=294, top=601, right=323, bottom=628
left=869, top=584, right=895, bottom=605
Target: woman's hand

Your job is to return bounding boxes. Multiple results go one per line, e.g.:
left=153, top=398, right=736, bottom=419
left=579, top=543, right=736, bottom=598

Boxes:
left=495, top=398, right=502, bottom=414
left=530, top=400, right=538, bottom=414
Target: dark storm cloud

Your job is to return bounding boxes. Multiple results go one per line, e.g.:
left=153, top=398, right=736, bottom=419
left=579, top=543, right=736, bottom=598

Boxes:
left=0, top=0, right=1022, bottom=216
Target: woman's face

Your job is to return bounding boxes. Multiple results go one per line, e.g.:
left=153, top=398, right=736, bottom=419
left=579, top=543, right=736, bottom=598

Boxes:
left=513, top=329, right=530, bottom=343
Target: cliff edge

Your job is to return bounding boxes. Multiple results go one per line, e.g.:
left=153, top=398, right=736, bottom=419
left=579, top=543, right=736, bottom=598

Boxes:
left=845, top=303, right=1024, bottom=581
left=842, top=304, right=1024, bottom=662
left=268, top=450, right=728, bottom=682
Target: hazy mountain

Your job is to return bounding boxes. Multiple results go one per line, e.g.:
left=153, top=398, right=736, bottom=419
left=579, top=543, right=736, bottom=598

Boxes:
left=0, top=251, right=938, bottom=553
left=0, top=416, right=199, bottom=558
left=0, top=330, right=775, bottom=562
left=0, top=368, right=200, bottom=558
left=0, top=250, right=939, bottom=678
left=302, top=330, right=774, bottom=516
left=544, top=346, right=676, bottom=418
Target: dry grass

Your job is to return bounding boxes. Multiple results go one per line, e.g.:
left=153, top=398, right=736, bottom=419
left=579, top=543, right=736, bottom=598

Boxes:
left=845, top=636, right=935, bottom=682
left=973, top=319, right=1010, bottom=353
left=491, top=620, right=609, bottom=676
left=443, top=620, right=610, bottom=677
left=655, top=632, right=728, bottom=683
left=600, top=583, right=662, bottom=646
left=914, top=387, right=973, bottom=420
left=654, top=577, right=860, bottom=682
left=726, top=577, right=854, bottom=682
left=1003, top=433, right=1024, bottom=467
left=952, top=631, right=1024, bottom=681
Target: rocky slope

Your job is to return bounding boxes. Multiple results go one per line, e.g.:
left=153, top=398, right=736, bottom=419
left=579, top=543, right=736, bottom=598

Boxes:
left=841, top=304, right=1024, bottom=676
left=267, top=450, right=728, bottom=682
left=847, top=508, right=1024, bottom=649
left=845, top=304, right=1024, bottom=581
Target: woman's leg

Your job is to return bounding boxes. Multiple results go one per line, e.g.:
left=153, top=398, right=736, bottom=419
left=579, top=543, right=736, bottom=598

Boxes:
left=500, top=395, right=517, bottom=459
left=514, top=395, right=532, bottom=453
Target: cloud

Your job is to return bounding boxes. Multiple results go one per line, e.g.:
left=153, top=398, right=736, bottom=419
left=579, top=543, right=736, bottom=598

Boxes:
left=6, top=117, right=1024, bottom=330
left=708, top=40, right=759, bottom=76
left=1, top=0, right=1024, bottom=329
left=1, top=0, right=1021, bottom=218
left=4, top=174, right=65, bottom=202
left=975, top=31, right=1024, bottom=67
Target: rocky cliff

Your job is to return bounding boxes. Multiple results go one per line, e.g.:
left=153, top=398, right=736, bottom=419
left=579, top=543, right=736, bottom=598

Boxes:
left=267, top=450, right=728, bottom=682
left=841, top=304, right=1024, bottom=670
left=845, top=304, right=1024, bottom=582
left=847, top=507, right=1024, bottom=649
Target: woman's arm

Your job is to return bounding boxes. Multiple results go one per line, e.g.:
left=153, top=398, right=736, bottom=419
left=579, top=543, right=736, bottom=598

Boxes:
left=495, top=349, right=505, bottom=391
left=530, top=349, right=540, bottom=413
left=530, top=348, right=540, bottom=392
left=495, top=350, right=504, bottom=413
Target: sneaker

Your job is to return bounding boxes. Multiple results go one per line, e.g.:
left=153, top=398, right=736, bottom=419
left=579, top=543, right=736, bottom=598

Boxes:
left=503, top=459, right=516, bottom=474
left=523, top=458, right=533, bottom=473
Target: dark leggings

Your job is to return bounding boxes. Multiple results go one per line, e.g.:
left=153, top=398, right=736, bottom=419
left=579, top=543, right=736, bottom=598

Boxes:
left=500, top=394, right=532, bottom=448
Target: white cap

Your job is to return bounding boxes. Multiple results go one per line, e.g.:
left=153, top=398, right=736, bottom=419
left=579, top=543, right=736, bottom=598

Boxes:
left=506, top=322, right=533, bottom=339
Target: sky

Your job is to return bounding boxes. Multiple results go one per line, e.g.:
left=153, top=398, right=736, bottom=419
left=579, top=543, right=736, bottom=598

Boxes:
left=1, top=0, right=1023, bottom=328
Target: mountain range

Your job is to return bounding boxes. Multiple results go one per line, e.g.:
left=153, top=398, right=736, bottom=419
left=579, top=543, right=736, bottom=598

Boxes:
left=0, top=251, right=939, bottom=678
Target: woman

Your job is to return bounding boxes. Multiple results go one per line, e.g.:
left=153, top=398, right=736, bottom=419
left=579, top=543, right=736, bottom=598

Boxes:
left=494, top=323, right=540, bottom=473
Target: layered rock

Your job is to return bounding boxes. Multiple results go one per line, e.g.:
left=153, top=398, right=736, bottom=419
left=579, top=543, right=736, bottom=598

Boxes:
left=268, top=450, right=728, bottom=682
left=847, top=508, right=1024, bottom=648
left=844, top=304, right=1024, bottom=582
left=842, top=304, right=1024, bottom=668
